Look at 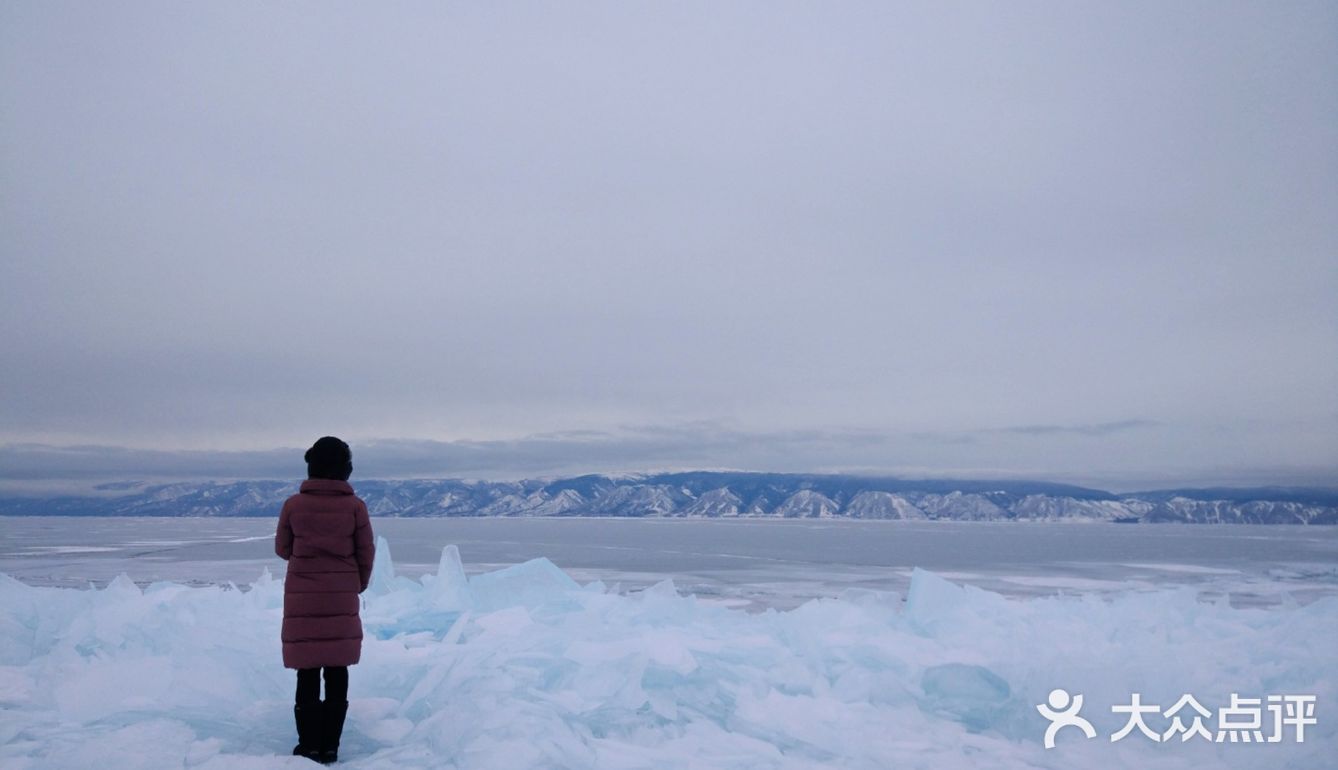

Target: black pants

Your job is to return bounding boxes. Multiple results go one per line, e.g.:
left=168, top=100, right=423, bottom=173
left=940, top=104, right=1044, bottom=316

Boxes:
left=296, top=666, right=348, bottom=705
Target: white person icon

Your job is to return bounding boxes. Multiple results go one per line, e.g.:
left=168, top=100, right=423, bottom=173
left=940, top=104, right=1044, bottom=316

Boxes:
left=1037, top=688, right=1098, bottom=748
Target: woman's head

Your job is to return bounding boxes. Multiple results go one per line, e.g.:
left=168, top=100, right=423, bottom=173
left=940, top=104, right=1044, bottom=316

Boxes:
left=305, top=436, right=352, bottom=481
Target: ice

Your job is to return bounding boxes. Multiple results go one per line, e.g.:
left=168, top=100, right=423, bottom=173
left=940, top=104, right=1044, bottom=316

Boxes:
left=1, top=543, right=1335, bottom=769
left=22, top=546, right=123, bottom=554
left=1123, top=563, right=1243, bottom=574
left=919, top=663, right=1020, bottom=734
left=467, top=555, right=580, bottom=612
left=367, top=535, right=406, bottom=595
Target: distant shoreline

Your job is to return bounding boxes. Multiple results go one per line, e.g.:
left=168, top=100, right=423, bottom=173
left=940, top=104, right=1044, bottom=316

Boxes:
left=2, top=471, right=1335, bottom=524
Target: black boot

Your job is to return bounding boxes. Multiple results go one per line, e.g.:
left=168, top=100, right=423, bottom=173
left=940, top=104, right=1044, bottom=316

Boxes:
left=318, top=699, right=348, bottom=764
left=292, top=702, right=322, bottom=761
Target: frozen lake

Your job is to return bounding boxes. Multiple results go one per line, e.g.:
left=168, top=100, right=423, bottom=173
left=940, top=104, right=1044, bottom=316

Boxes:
left=4, top=516, right=1336, bottom=769
left=3, top=516, right=1336, bottom=608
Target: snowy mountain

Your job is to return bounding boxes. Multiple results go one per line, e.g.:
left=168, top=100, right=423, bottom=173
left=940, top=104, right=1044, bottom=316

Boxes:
left=914, top=492, right=1006, bottom=521
left=773, top=489, right=842, bottom=518
left=1, top=472, right=1335, bottom=523
left=842, top=491, right=925, bottom=520
left=681, top=487, right=743, bottom=517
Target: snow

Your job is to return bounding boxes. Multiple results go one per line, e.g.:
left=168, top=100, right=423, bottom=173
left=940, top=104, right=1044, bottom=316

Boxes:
left=683, top=488, right=743, bottom=517
left=1, top=540, right=1334, bottom=769
left=844, top=491, right=925, bottom=520
left=773, top=490, right=841, bottom=518
left=914, top=492, right=1006, bottom=520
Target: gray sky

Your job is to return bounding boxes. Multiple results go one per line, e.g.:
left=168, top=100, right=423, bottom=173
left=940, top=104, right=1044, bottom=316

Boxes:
left=2, top=2, right=1336, bottom=490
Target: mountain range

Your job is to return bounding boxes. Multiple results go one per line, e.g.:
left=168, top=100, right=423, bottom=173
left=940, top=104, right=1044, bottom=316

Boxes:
left=2, top=472, right=1336, bottom=524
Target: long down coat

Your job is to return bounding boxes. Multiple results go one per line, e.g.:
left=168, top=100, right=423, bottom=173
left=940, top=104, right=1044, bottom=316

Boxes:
left=275, top=479, right=375, bottom=669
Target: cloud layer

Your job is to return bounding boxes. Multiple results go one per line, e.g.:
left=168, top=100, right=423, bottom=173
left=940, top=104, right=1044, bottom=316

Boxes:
left=3, top=418, right=1333, bottom=493
left=2, top=3, right=1335, bottom=487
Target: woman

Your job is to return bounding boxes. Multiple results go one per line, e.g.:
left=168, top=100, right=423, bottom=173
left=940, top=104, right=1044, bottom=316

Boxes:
left=275, top=436, right=376, bottom=764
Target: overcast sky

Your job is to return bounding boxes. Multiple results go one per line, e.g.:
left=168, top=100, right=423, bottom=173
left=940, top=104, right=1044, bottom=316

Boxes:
left=2, top=2, right=1335, bottom=490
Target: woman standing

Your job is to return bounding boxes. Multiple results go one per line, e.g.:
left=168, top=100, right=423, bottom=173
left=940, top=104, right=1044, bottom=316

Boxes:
left=275, top=436, right=376, bottom=764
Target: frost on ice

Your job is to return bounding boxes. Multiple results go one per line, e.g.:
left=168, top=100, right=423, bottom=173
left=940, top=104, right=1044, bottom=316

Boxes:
left=1, top=537, right=1334, bottom=769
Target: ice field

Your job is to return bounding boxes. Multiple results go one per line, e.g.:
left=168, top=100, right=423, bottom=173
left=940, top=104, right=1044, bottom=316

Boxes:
left=6, top=517, right=1338, bottom=608
left=2, top=526, right=1336, bottom=769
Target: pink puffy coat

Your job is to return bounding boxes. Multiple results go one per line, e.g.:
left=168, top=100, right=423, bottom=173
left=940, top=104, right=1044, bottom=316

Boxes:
left=274, top=479, right=375, bottom=669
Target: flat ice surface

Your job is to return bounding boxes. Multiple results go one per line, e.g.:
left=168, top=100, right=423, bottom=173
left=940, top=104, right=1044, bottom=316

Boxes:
left=0, top=534, right=1334, bottom=769
left=3, top=517, right=1337, bottom=608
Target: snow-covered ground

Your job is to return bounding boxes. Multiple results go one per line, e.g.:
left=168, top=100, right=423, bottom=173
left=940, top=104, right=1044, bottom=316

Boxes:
left=2, top=533, right=1335, bottom=769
